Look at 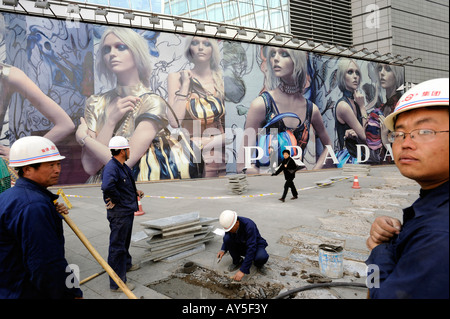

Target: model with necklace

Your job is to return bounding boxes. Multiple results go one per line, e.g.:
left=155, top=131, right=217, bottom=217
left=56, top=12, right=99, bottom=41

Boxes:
left=365, top=63, right=404, bottom=164
left=75, top=27, right=169, bottom=182
left=334, top=58, right=374, bottom=165
left=167, top=36, right=226, bottom=178
left=239, top=47, right=331, bottom=173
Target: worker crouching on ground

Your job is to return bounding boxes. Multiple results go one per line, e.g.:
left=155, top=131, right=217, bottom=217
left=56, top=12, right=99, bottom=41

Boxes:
left=366, top=78, right=449, bottom=299
left=101, top=136, right=143, bottom=292
left=217, top=210, right=269, bottom=282
left=0, top=136, right=83, bottom=299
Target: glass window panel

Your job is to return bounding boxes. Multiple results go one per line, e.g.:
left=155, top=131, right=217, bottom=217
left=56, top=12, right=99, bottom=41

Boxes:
left=283, top=6, right=289, bottom=30
left=240, top=14, right=256, bottom=28
left=164, top=1, right=171, bottom=14
left=109, top=0, right=130, bottom=9
left=253, top=0, right=266, bottom=7
left=223, top=1, right=239, bottom=22
left=191, top=9, right=208, bottom=20
left=206, top=0, right=221, bottom=5
left=86, top=0, right=109, bottom=6
left=151, top=0, right=163, bottom=12
left=239, top=2, right=253, bottom=16
left=254, top=6, right=270, bottom=30
left=190, top=0, right=206, bottom=10
left=270, top=8, right=282, bottom=28
left=206, top=5, right=224, bottom=22
left=130, top=0, right=151, bottom=11
left=268, top=0, right=281, bottom=8
left=171, top=0, right=188, bottom=15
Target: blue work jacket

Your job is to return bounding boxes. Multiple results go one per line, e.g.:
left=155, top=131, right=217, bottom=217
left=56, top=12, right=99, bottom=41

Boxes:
left=0, top=178, right=83, bottom=299
left=366, top=181, right=449, bottom=299
left=101, top=157, right=138, bottom=217
left=221, top=217, right=268, bottom=274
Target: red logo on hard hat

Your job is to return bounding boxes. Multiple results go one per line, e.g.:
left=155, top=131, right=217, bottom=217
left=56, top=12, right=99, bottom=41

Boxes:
left=405, top=94, right=414, bottom=102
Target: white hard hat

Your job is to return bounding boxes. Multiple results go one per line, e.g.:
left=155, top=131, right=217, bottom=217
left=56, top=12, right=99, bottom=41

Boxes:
left=219, top=210, right=238, bottom=232
left=384, top=78, right=449, bottom=131
left=9, top=136, right=65, bottom=167
left=108, top=136, right=130, bottom=150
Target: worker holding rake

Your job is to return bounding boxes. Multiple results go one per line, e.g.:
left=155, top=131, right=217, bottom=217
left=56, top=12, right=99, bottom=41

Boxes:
left=0, top=136, right=83, bottom=299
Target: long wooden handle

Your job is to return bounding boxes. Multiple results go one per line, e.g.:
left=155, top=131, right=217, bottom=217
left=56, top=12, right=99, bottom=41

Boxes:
left=80, top=270, right=106, bottom=285
left=61, top=213, right=138, bottom=299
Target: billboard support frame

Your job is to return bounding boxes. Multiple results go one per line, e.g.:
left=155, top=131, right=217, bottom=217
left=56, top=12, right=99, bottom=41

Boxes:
left=0, top=0, right=422, bottom=67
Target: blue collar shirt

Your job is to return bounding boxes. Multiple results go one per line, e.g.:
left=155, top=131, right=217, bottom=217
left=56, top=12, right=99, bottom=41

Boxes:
left=366, top=181, right=449, bottom=299
left=101, top=157, right=138, bottom=217
left=0, top=177, right=83, bottom=299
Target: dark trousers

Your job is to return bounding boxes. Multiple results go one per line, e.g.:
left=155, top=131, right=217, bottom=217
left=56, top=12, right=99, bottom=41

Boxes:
left=107, top=213, right=134, bottom=289
left=282, top=179, right=298, bottom=199
left=223, top=236, right=269, bottom=268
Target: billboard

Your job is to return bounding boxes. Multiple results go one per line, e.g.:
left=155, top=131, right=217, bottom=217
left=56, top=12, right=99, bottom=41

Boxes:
left=0, top=12, right=404, bottom=185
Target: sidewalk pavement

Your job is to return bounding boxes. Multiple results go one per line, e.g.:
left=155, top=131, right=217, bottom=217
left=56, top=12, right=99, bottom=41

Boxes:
left=56, top=165, right=419, bottom=299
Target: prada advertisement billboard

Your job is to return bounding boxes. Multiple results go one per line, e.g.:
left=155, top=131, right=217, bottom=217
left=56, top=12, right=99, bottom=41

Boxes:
left=0, top=13, right=404, bottom=184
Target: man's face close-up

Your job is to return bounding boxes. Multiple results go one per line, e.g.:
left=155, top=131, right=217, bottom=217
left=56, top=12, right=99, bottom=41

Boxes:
left=393, top=108, right=449, bottom=189
left=26, top=161, right=62, bottom=188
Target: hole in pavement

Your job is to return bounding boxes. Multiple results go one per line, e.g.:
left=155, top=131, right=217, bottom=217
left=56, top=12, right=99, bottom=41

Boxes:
left=148, top=265, right=283, bottom=299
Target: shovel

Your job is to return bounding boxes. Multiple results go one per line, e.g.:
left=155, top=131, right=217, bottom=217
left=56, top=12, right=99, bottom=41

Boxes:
left=60, top=212, right=138, bottom=299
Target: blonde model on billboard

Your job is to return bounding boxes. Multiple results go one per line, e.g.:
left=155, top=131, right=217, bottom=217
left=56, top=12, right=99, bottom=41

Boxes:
left=0, top=63, right=75, bottom=157
left=240, top=47, right=331, bottom=173
left=366, top=64, right=404, bottom=164
left=334, top=58, right=371, bottom=165
left=167, top=36, right=226, bottom=178
left=75, top=27, right=168, bottom=182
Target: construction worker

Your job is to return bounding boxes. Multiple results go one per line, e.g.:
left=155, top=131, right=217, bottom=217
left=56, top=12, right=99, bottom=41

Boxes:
left=102, top=136, right=143, bottom=292
left=217, top=210, right=269, bottom=282
left=366, top=78, right=449, bottom=299
left=0, top=136, right=83, bottom=299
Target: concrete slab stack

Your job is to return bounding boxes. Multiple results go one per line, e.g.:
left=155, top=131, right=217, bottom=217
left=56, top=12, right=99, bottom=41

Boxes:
left=227, top=174, right=249, bottom=195
left=132, top=212, right=218, bottom=262
left=342, top=164, right=371, bottom=177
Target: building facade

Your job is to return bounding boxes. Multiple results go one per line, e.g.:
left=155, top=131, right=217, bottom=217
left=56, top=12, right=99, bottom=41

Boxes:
left=81, top=0, right=448, bottom=84
left=85, top=0, right=289, bottom=32
left=352, top=0, right=449, bottom=85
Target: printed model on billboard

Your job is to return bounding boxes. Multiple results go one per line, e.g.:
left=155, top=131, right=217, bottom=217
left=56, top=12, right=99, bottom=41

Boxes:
left=0, top=12, right=404, bottom=185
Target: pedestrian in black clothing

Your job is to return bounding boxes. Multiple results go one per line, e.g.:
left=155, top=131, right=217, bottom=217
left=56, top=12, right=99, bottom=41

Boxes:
left=272, top=150, right=298, bottom=202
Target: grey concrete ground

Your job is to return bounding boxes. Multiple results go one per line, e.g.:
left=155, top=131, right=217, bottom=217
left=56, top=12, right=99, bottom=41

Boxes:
left=56, top=165, right=419, bottom=299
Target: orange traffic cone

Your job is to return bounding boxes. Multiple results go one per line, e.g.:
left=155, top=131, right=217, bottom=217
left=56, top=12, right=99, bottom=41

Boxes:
left=134, top=196, right=145, bottom=216
left=352, top=176, right=361, bottom=189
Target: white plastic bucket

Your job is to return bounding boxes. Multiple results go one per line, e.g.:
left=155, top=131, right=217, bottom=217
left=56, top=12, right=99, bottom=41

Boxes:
left=318, top=244, right=344, bottom=279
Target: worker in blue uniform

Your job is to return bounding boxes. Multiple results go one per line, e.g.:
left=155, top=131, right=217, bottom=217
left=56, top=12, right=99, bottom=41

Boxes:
left=366, top=78, right=449, bottom=299
left=102, top=136, right=143, bottom=292
left=0, top=136, right=83, bottom=299
left=217, top=210, right=269, bottom=282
